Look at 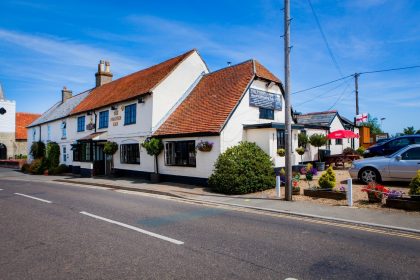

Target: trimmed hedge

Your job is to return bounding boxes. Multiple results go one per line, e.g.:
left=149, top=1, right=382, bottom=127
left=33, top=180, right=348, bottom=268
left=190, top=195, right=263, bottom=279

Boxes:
left=318, top=166, right=336, bottom=189
left=209, top=142, right=275, bottom=194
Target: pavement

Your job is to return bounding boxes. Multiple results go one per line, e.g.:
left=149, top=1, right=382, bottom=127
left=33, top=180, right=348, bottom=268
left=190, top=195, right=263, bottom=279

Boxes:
left=1, top=175, right=420, bottom=279
left=1, top=168, right=419, bottom=233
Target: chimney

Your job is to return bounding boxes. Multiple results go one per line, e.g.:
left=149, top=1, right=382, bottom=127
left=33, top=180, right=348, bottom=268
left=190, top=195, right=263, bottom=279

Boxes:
left=95, top=60, right=113, bottom=87
left=61, top=86, right=72, bottom=102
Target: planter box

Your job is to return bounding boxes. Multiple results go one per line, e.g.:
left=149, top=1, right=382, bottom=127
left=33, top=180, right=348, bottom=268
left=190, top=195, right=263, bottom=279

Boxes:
left=304, top=189, right=346, bottom=200
left=386, top=197, right=420, bottom=211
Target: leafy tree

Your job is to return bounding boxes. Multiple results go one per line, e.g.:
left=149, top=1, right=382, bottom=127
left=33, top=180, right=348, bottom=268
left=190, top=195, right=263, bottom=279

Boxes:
left=46, top=142, right=60, bottom=169
left=141, top=138, right=163, bottom=174
left=309, top=134, right=327, bottom=162
left=362, top=114, right=383, bottom=135
left=403, top=126, right=416, bottom=135
left=30, top=141, right=45, bottom=159
left=209, top=142, right=275, bottom=194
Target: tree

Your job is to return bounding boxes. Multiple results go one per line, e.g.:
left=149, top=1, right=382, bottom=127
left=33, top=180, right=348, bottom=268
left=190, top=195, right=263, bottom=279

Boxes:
left=30, top=141, right=45, bottom=159
left=46, top=142, right=60, bottom=169
left=309, top=134, right=327, bottom=162
left=403, top=126, right=416, bottom=135
left=141, top=138, right=163, bottom=174
left=362, top=114, right=383, bottom=135
left=298, top=133, right=309, bottom=148
left=103, top=141, right=118, bottom=174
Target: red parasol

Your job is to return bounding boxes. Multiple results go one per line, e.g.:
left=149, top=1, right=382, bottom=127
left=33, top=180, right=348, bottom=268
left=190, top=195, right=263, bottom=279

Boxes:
left=327, top=130, right=359, bottom=139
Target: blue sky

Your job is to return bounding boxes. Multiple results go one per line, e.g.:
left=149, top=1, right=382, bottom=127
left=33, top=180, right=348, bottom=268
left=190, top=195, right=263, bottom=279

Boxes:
left=0, top=0, right=419, bottom=134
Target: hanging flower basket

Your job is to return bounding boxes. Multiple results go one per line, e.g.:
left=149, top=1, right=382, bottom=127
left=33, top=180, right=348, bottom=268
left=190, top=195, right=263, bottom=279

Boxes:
left=196, top=141, right=213, bottom=152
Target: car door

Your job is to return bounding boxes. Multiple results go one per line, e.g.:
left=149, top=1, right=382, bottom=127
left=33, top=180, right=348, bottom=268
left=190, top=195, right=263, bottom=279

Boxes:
left=388, top=147, right=420, bottom=180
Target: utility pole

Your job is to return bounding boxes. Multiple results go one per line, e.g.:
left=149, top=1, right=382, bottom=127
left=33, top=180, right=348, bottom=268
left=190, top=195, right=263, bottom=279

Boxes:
left=354, top=73, right=359, bottom=115
left=284, top=0, right=292, bottom=201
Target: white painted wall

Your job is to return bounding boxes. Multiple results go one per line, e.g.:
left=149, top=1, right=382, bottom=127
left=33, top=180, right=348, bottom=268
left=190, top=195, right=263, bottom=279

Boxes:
left=0, top=99, right=15, bottom=133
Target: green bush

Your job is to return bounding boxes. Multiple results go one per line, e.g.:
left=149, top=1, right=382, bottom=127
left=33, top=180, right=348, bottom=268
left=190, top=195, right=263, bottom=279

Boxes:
left=28, top=158, right=48, bottom=175
left=46, top=142, right=60, bottom=169
left=298, top=133, right=309, bottom=148
left=356, top=146, right=366, bottom=156
left=409, top=170, right=420, bottom=196
left=48, top=164, right=69, bottom=175
left=103, top=141, right=118, bottom=155
left=209, top=142, right=275, bottom=194
left=142, top=138, right=164, bottom=173
left=30, top=141, right=46, bottom=159
left=21, top=163, right=30, bottom=173
left=318, top=166, right=336, bottom=189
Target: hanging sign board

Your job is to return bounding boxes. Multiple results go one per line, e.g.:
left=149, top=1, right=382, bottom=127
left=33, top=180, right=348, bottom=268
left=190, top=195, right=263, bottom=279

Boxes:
left=249, top=88, right=282, bottom=110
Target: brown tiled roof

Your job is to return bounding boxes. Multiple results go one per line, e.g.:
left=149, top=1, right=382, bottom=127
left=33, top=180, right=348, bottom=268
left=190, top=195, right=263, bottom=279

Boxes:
left=16, top=113, right=41, bottom=140
left=154, top=60, right=281, bottom=137
left=71, top=49, right=196, bottom=115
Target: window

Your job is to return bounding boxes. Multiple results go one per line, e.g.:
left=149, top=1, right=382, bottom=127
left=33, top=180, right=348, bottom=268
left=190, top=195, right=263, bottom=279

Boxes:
left=413, top=137, right=420, bottom=144
left=259, top=108, right=274, bottom=120
left=388, top=138, right=411, bottom=149
left=124, top=104, right=136, bottom=125
left=61, top=121, right=67, bottom=139
left=63, top=146, right=66, bottom=162
left=77, top=116, right=85, bottom=132
left=99, top=110, right=109, bottom=129
left=165, top=141, right=196, bottom=167
left=72, top=142, right=92, bottom=162
left=277, top=129, right=285, bottom=149
left=32, top=128, right=36, bottom=141
left=401, top=147, right=420, bottom=160
left=335, top=139, right=343, bottom=145
left=120, top=144, right=140, bottom=164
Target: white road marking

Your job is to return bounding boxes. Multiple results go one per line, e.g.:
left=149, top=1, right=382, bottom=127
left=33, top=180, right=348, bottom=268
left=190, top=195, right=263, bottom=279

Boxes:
left=0, top=189, right=3, bottom=191
left=14, top=193, right=52, bottom=204
left=79, top=211, right=184, bottom=245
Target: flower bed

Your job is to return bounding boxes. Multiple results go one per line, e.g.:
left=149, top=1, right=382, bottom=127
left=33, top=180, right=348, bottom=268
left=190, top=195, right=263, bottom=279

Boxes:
left=303, top=189, right=346, bottom=200
left=386, top=197, right=420, bottom=211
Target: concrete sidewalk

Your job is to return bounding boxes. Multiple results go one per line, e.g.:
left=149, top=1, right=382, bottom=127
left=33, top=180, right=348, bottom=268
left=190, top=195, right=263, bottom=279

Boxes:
left=1, top=168, right=419, bottom=233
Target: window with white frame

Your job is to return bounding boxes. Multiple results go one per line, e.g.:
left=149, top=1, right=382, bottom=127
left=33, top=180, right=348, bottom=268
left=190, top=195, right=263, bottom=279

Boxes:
left=61, top=121, right=67, bottom=139
left=47, top=125, right=51, bottom=141
left=63, top=146, right=67, bottom=162
left=32, top=128, right=36, bottom=141
left=165, top=141, right=196, bottom=167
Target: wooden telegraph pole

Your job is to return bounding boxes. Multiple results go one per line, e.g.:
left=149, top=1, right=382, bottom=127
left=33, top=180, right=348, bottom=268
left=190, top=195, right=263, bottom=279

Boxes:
left=284, top=0, right=292, bottom=201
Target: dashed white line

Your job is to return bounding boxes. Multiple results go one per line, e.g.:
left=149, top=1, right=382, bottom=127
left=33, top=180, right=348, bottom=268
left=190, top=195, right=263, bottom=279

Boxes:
left=80, top=211, right=184, bottom=245
left=14, top=193, right=52, bottom=204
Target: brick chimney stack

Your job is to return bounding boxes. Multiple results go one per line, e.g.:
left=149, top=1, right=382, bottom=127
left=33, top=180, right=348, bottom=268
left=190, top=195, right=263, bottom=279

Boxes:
left=61, top=86, right=73, bottom=102
left=95, top=60, right=113, bottom=87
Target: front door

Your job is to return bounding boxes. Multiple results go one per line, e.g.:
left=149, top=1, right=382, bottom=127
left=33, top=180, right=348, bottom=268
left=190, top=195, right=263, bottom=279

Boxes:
left=388, top=147, right=420, bottom=180
left=93, top=142, right=105, bottom=176
left=0, top=143, right=6, bottom=159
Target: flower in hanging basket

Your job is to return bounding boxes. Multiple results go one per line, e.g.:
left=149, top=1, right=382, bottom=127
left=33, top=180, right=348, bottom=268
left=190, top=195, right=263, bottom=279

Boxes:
left=277, top=148, right=286, bottom=157
left=196, top=141, right=213, bottom=152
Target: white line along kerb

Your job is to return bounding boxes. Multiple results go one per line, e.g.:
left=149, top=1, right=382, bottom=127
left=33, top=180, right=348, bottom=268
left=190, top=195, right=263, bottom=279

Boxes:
left=79, top=211, right=184, bottom=245
left=14, top=193, right=52, bottom=204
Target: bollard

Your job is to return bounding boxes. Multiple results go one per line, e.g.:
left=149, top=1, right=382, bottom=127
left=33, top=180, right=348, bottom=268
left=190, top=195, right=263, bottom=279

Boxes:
left=276, top=175, right=281, bottom=198
left=347, top=178, right=353, bottom=207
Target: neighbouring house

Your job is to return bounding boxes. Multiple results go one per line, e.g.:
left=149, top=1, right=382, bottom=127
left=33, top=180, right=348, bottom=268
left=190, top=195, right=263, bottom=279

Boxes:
left=27, top=49, right=303, bottom=184
left=295, top=110, right=360, bottom=162
left=0, top=84, right=40, bottom=159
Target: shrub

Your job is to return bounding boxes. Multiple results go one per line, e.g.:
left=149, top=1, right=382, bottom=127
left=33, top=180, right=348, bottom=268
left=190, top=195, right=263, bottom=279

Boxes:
left=28, top=158, right=47, bottom=175
left=209, top=142, right=275, bottom=194
left=30, top=141, right=45, bottom=159
left=409, top=170, right=420, bottom=196
left=142, top=138, right=164, bottom=174
left=103, top=141, right=118, bottom=155
left=362, top=182, right=389, bottom=203
left=356, top=146, right=366, bottom=156
left=309, top=134, right=327, bottom=162
left=46, top=142, right=60, bottom=169
left=298, top=133, right=309, bottom=148
left=21, top=163, right=30, bottom=173
left=318, top=166, right=336, bottom=189
left=343, top=147, right=356, bottom=155
left=48, top=164, right=69, bottom=175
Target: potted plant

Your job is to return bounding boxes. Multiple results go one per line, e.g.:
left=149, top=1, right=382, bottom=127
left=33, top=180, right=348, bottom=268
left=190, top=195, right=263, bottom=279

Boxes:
left=309, top=133, right=327, bottom=171
left=277, top=148, right=286, bottom=157
left=295, top=147, right=305, bottom=164
left=196, top=141, right=213, bottom=152
left=142, top=138, right=164, bottom=183
left=362, top=182, right=389, bottom=203
left=298, top=133, right=309, bottom=149
left=292, top=175, right=300, bottom=195
left=103, top=141, right=118, bottom=176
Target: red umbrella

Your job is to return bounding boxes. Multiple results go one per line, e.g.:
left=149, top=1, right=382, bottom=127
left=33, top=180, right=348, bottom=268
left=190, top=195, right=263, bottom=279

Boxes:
left=327, top=130, right=359, bottom=139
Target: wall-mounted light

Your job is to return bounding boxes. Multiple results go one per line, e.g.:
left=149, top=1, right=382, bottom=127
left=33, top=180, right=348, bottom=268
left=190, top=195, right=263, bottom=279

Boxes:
left=138, top=97, right=145, bottom=103
left=111, top=105, right=117, bottom=110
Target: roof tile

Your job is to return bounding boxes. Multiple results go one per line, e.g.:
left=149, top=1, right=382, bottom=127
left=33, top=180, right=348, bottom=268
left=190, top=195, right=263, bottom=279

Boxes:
left=16, top=113, right=41, bottom=140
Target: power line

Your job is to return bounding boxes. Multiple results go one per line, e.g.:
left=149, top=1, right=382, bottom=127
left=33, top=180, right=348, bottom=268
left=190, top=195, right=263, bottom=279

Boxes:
left=307, top=0, right=344, bottom=77
left=327, top=83, right=352, bottom=111
left=292, top=75, right=353, bottom=95
left=359, top=65, right=420, bottom=75
left=295, top=77, right=351, bottom=106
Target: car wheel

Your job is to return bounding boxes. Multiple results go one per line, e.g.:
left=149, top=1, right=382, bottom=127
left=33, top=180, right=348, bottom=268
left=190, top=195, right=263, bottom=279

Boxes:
left=359, top=168, right=381, bottom=184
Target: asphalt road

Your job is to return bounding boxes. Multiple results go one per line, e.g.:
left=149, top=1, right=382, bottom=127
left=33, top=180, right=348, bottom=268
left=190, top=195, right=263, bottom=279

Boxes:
left=1, top=176, right=420, bottom=279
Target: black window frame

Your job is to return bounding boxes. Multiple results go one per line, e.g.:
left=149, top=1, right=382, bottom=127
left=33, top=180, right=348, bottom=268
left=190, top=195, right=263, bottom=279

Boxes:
left=277, top=129, right=285, bottom=149
left=124, top=103, right=137, bottom=125
left=165, top=141, right=196, bottom=167
left=72, top=142, right=92, bottom=162
left=77, top=116, right=85, bottom=132
left=120, top=144, right=140, bottom=164
left=335, top=139, right=343, bottom=145
left=259, top=108, right=274, bottom=120
left=98, top=110, right=109, bottom=129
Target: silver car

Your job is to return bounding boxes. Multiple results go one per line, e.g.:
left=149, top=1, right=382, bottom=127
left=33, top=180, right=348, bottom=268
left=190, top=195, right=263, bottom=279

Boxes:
left=349, top=144, right=420, bottom=184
